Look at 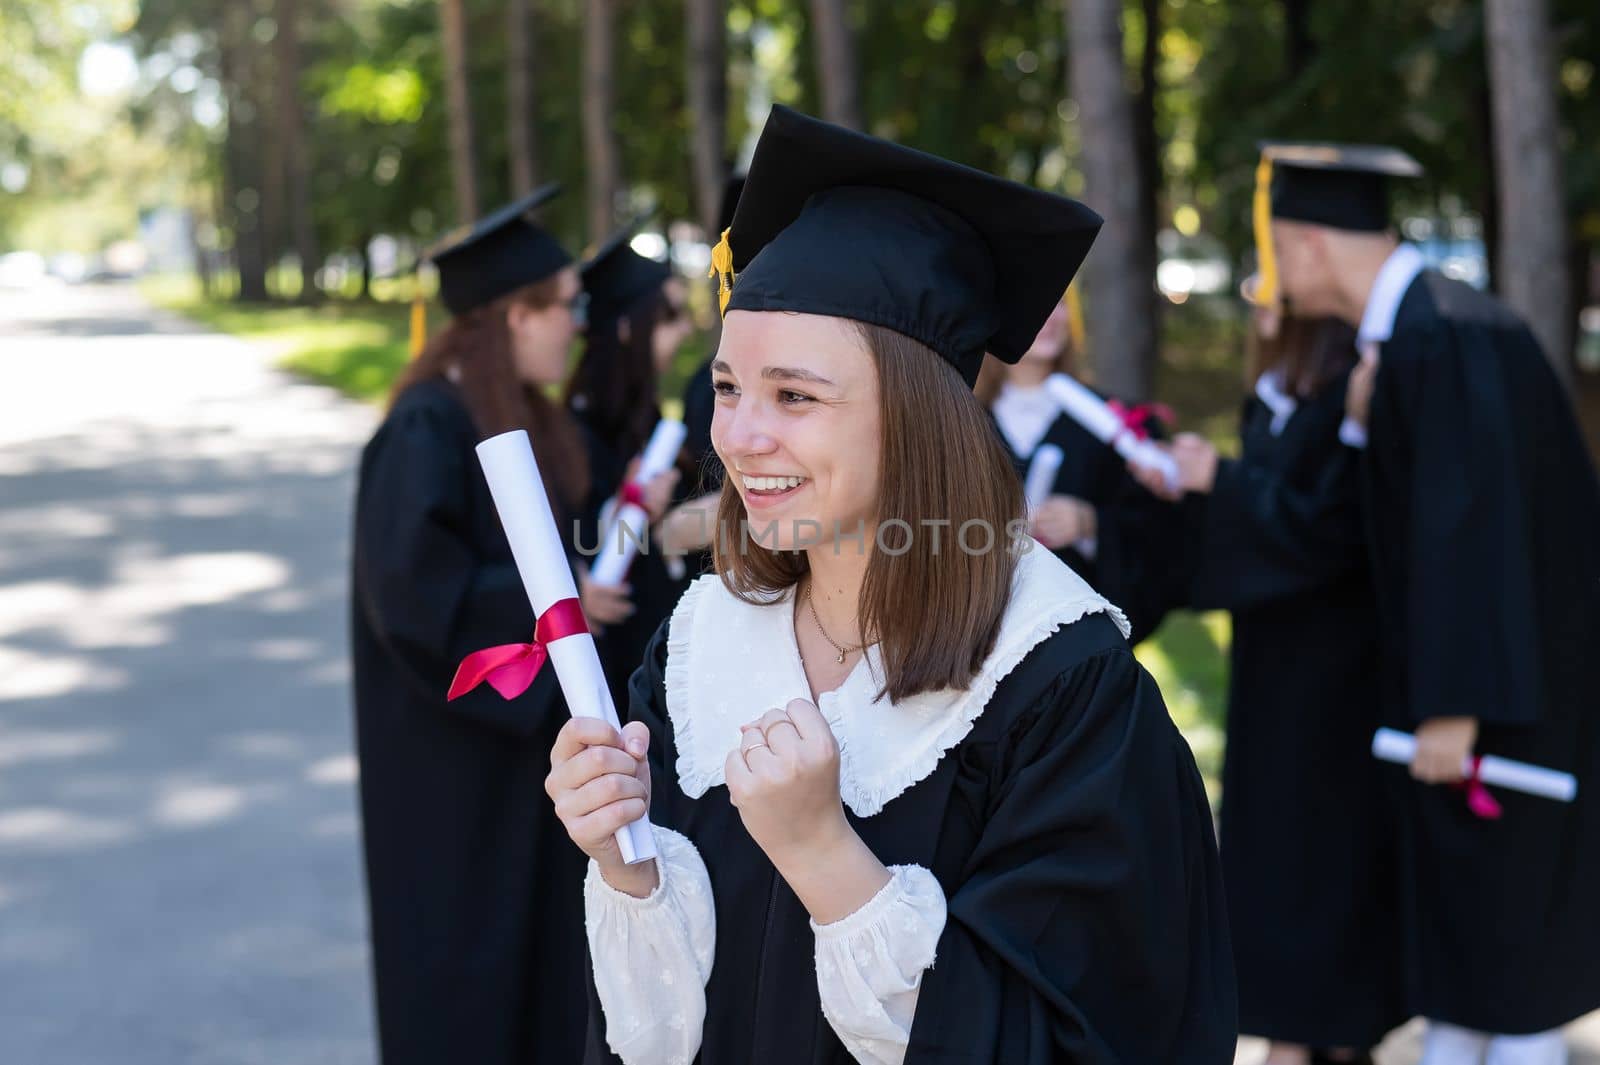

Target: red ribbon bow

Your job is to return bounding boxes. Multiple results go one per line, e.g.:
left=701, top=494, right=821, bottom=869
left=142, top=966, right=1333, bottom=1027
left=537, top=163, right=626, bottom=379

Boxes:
left=618, top=481, right=647, bottom=510
left=447, top=597, right=590, bottom=701
left=1451, top=756, right=1504, bottom=821
left=1106, top=399, right=1175, bottom=442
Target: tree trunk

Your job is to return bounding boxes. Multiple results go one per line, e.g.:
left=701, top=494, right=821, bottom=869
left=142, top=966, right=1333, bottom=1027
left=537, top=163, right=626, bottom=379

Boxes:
left=440, top=0, right=481, bottom=223
left=582, top=0, right=623, bottom=241
left=507, top=0, right=541, bottom=196
left=1065, top=0, right=1156, bottom=400
left=1476, top=72, right=1501, bottom=295
left=1484, top=0, right=1571, bottom=379
left=276, top=0, right=320, bottom=301
left=1134, top=0, right=1163, bottom=368
left=686, top=0, right=728, bottom=237
left=221, top=1, right=269, bottom=303
left=808, top=0, right=862, bottom=130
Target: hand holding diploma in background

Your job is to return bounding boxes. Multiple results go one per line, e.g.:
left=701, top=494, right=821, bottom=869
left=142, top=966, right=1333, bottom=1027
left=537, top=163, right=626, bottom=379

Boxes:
left=1345, top=342, right=1380, bottom=431
left=620, top=454, right=680, bottom=524
left=1130, top=433, right=1218, bottom=501
left=725, top=699, right=891, bottom=926
left=1410, top=716, right=1479, bottom=783
left=577, top=565, right=633, bottom=631
left=546, top=717, right=660, bottom=898
left=1030, top=495, right=1096, bottom=550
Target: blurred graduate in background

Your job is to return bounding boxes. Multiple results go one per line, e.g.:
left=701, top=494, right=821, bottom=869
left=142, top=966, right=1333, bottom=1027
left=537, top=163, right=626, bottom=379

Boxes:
left=349, top=186, right=621, bottom=1065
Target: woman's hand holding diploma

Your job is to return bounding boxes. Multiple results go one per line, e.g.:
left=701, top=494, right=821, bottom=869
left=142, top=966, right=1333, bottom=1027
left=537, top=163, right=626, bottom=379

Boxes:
left=547, top=718, right=660, bottom=898
left=725, top=699, right=891, bottom=926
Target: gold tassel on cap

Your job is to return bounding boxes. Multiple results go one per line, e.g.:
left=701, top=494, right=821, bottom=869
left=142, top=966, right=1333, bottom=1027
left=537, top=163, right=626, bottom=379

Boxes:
left=409, top=295, right=427, bottom=358
left=1251, top=153, right=1280, bottom=309
left=708, top=227, right=735, bottom=316
left=1065, top=281, right=1087, bottom=357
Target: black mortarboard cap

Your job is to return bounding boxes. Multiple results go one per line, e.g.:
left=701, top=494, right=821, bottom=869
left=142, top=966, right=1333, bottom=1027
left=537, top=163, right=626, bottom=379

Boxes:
left=718, top=174, right=745, bottom=233
left=581, top=222, right=673, bottom=328
left=1250, top=142, right=1422, bottom=308
left=712, top=106, right=1102, bottom=387
left=1265, top=142, right=1423, bottom=232
left=428, top=183, right=573, bottom=316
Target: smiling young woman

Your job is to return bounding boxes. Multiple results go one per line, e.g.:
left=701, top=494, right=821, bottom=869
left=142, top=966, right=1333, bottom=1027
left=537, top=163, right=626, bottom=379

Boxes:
left=544, top=107, right=1236, bottom=1065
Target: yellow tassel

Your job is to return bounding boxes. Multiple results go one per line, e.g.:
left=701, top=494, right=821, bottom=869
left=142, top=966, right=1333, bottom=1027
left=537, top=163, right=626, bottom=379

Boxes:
left=409, top=295, right=427, bottom=358
left=1251, top=154, right=1279, bottom=309
left=1065, top=281, right=1087, bottom=357
left=708, top=227, right=735, bottom=316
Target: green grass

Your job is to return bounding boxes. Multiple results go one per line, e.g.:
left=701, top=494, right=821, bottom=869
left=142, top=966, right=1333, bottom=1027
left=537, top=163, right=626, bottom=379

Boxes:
left=141, top=275, right=414, bottom=403
left=144, top=274, right=1237, bottom=796
left=1136, top=610, right=1230, bottom=797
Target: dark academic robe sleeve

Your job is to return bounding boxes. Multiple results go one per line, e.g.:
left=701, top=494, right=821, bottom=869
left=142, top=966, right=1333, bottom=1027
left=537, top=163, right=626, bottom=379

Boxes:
left=352, top=400, right=555, bottom=736
left=1187, top=381, right=1366, bottom=613
left=1375, top=320, right=1543, bottom=726
left=906, top=636, right=1238, bottom=1063
left=1088, top=467, right=1190, bottom=642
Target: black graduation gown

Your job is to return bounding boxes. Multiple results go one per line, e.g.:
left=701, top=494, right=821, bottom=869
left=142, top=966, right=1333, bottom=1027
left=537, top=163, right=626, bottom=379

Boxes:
left=1184, top=372, right=1405, bottom=1047
left=995, top=410, right=1187, bottom=644
left=1361, top=271, right=1600, bottom=1033
left=573, top=404, right=693, bottom=715
left=349, top=377, right=590, bottom=1065
left=584, top=612, right=1238, bottom=1064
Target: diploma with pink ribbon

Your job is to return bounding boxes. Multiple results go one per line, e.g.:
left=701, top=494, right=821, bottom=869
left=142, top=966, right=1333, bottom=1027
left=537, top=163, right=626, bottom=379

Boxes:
left=591, top=418, right=688, bottom=587
left=449, top=429, right=656, bottom=865
left=1372, top=728, right=1578, bottom=820
left=1046, top=373, right=1179, bottom=492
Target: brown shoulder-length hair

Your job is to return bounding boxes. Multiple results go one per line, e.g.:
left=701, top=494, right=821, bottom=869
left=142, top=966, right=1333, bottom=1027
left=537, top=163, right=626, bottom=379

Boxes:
left=1246, top=310, right=1358, bottom=398
left=713, top=322, right=1026, bottom=704
left=391, top=275, right=590, bottom=514
left=564, top=284, right=668, bottom=463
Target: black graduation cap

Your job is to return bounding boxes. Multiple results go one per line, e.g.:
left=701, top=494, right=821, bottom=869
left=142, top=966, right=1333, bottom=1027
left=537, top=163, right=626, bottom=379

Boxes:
left=718, top=174, right=745, bottom=234
left=1250, top=142, right=1422, bottom=307
left=710, top=106, right=1102, bottom=387
left=428, top=183, right=573, bottom=317
left=580, top=222, right=673, bottom=329
left=1265, top=142, right=1423, bottom=230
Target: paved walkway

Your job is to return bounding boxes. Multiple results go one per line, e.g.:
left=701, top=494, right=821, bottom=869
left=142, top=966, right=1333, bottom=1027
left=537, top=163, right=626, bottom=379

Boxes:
left=0, top=282, right=378, bottom=1063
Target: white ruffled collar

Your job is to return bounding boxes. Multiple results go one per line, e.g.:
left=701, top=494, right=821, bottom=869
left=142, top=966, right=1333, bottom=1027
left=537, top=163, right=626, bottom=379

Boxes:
left=662, top=545, right=1129, bottom=817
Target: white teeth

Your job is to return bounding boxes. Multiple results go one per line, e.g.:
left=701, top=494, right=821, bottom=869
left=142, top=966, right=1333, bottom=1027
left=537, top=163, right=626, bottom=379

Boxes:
left=742, top=475, right=806, bottom=491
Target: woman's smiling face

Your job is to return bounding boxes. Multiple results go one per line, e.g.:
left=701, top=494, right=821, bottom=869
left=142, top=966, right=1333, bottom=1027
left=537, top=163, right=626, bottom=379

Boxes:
left=710, top=310, right=882, bottom=550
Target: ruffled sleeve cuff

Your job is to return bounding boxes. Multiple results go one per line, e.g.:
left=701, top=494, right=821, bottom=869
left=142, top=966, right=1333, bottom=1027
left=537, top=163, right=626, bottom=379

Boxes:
left=584, top=825, right=715, bottom=1065
left=811, top=864, right=948, bottom=1065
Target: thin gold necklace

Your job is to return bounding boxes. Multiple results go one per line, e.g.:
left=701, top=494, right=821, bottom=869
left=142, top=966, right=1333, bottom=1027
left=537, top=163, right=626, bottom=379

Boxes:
left=804, top=582, right=867, bottom=665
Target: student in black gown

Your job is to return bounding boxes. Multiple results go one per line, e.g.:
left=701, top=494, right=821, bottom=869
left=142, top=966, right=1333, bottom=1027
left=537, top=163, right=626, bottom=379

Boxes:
left=1260, top=142, right=1600, bottom=1063
left=349, top=186, right=629, bottom=1065
left=1143, top=283, right=1405, bottom=1064
left=544, top=106, right=1236, bottom=1065
left=567, top=226, right=692, bottom=712
left=974, top=299, right=1185, bottom=644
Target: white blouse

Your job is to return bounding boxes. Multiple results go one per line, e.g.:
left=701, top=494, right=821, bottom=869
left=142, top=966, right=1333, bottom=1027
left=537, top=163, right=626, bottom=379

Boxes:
left=990, top=381, right=1059, bottom=458
left=584, top=545, right=1128, bottom=1065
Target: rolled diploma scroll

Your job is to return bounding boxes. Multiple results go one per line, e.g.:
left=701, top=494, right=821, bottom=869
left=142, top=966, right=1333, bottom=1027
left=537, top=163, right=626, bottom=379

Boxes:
left=476, top=430, right=657, bottom=864
left=1372, top=728, right=1578, bottom=803
left=1024, top=443, right=1065, bottom=511
left=592, top=418, right=689, bottom=587
left=1046, top=373, right=1179, bottom=492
